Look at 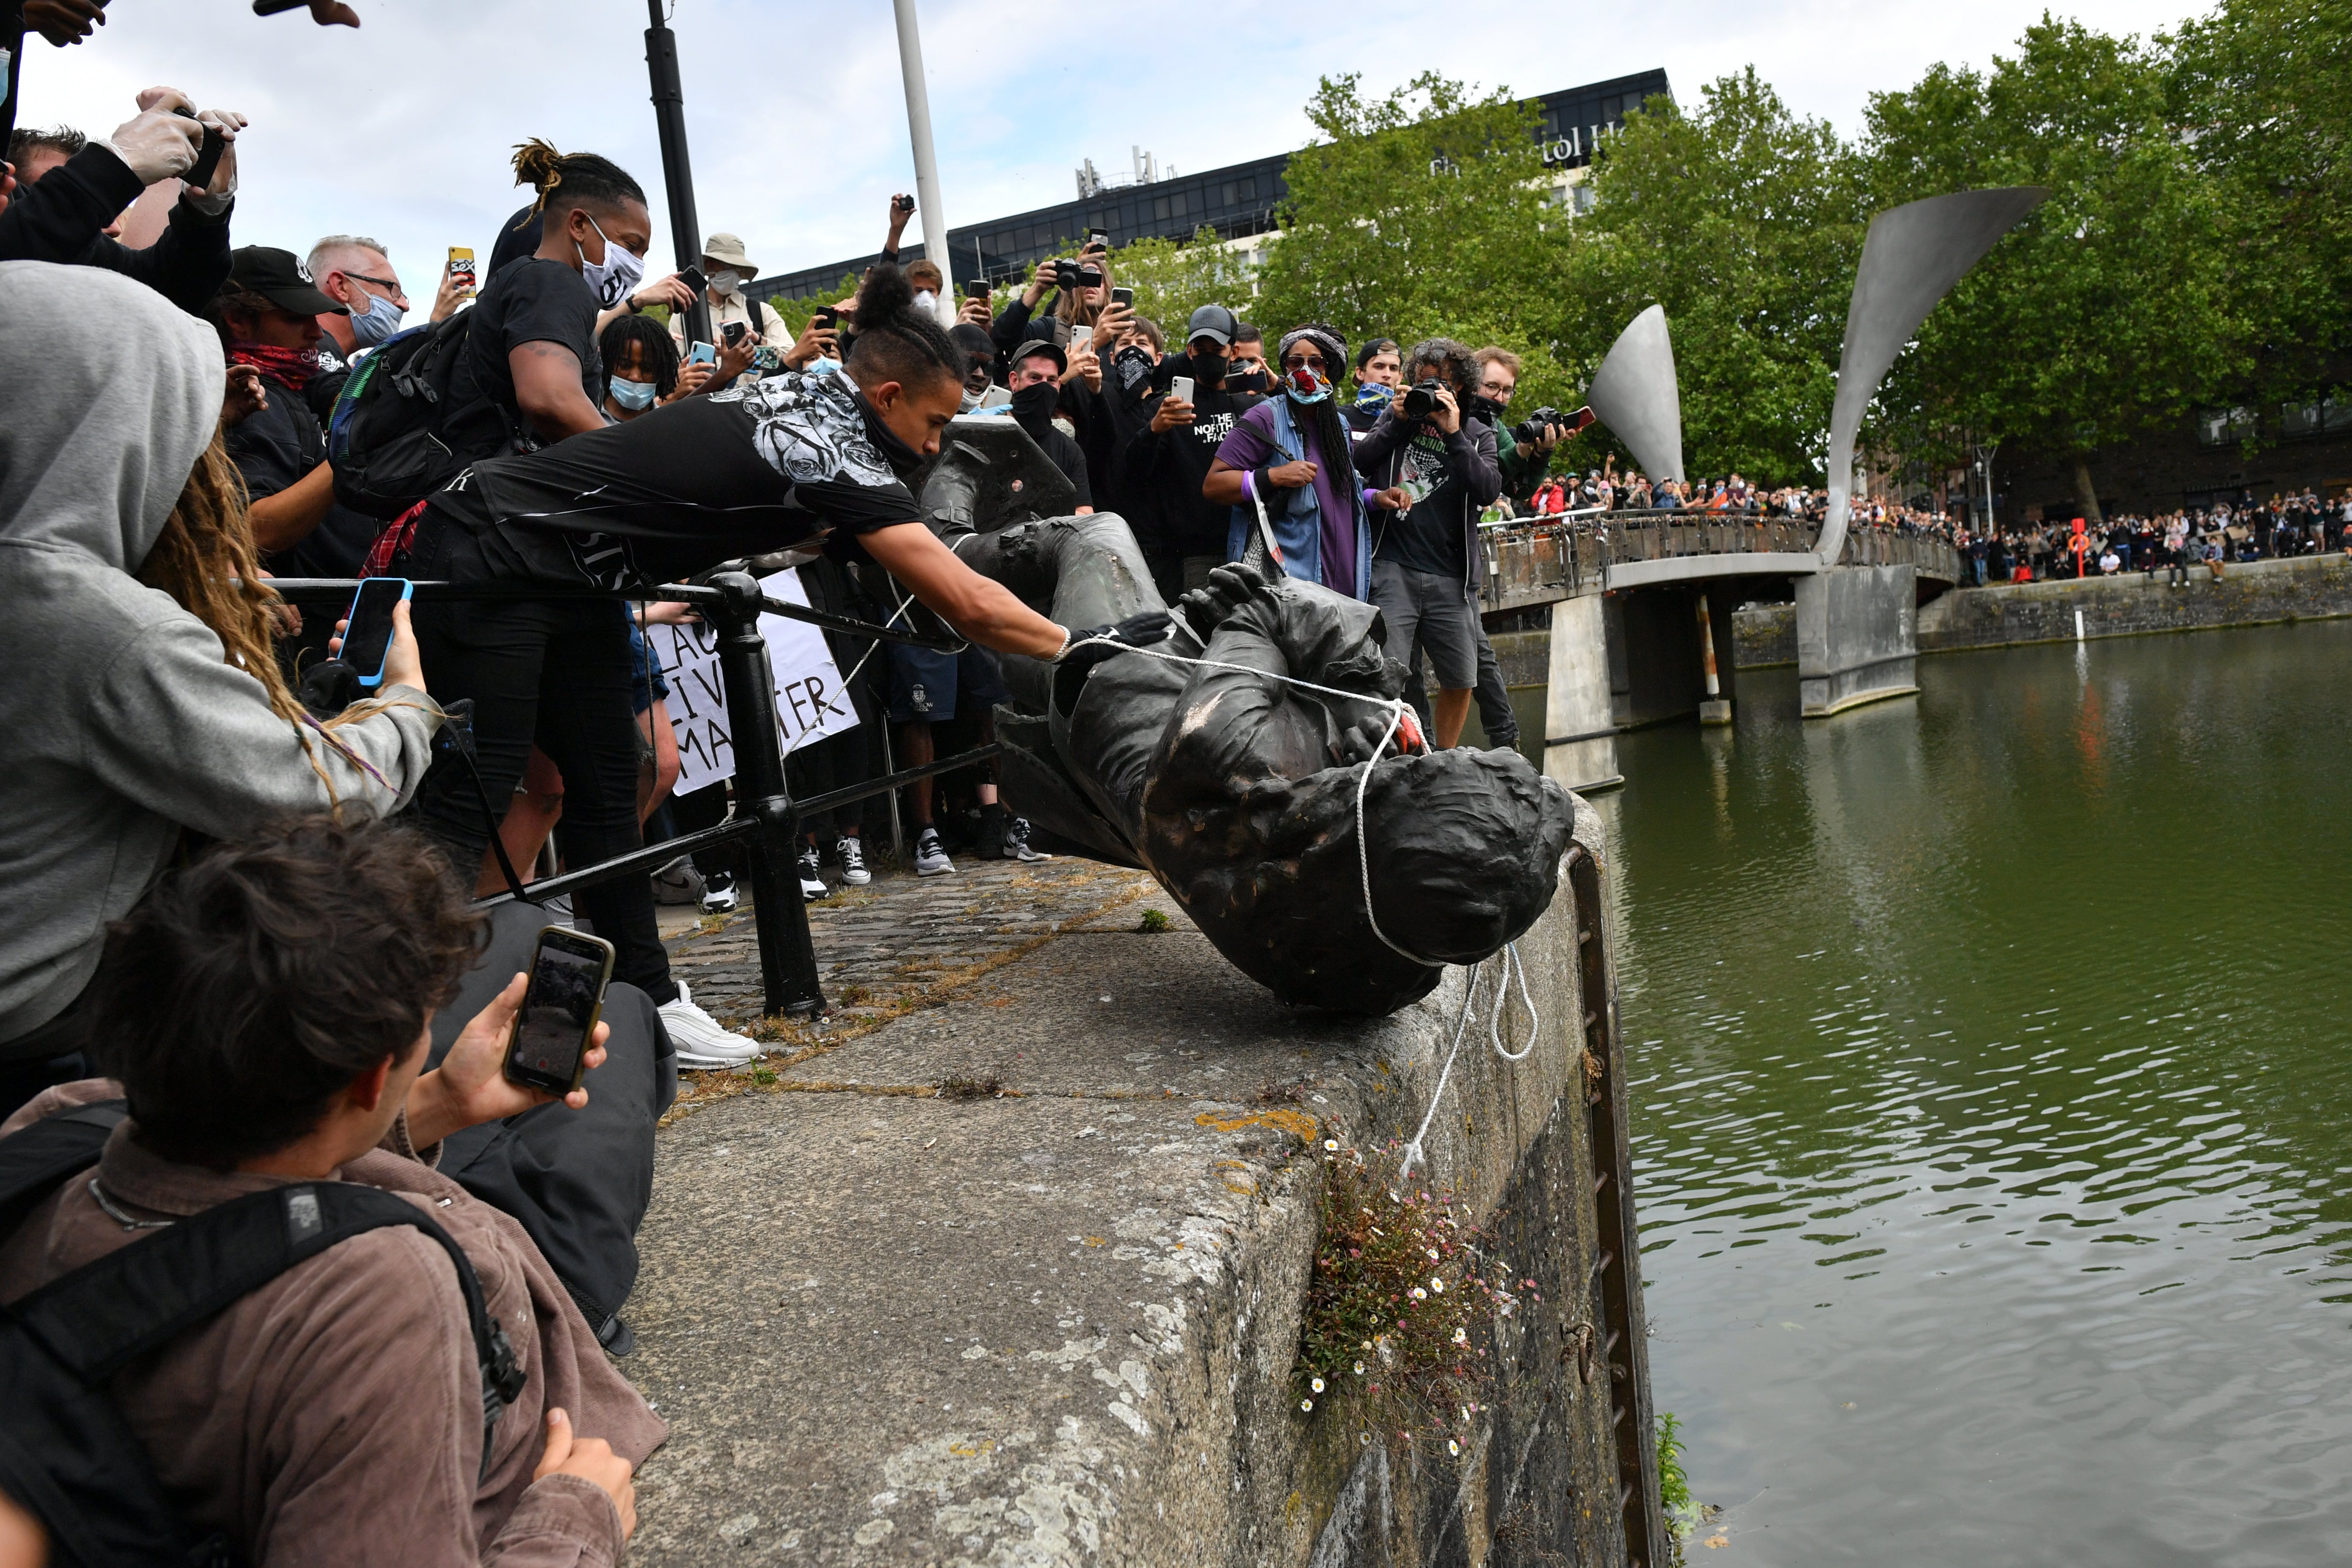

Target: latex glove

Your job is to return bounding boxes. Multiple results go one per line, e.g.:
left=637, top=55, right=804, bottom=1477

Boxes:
left=105, top=109, right=202, bottom=185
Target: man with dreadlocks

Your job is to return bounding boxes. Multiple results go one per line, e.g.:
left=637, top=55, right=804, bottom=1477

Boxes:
left=1204, top=323, right=1413, bottom=600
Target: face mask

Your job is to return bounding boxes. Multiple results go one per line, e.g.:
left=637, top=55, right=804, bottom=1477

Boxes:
left=1355, top=381, right=1394, bottom=408
left=708, top=268, right=742, bottom=297
left=1285, top=365, right=1332, bottom=404
left=347, top=288, right=405, bottom=348
left=960, top=384, right=991, bottom=413
left=577, top=215, right=646, bottom=309
left=1466, top=394, right=1507, bottom=424
left=607, top=376, right=658, bottom=411
left=1189, top=348, right=1228, bottom=389
left=914, top=289, right=938, bottom=313
left=804, top=354, right=841, bottom=378
left=1011, top=381, right=1059, bottom=439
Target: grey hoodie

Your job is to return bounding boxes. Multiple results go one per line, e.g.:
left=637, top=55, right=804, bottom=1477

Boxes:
left=0, top=263, right=443, bottom=1046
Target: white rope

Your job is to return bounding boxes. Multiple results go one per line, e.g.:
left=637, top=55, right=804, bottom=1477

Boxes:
left=1397, top=940, right=1540, bottom=1177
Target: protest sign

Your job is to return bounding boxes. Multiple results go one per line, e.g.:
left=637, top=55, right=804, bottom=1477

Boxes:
left=640, top=571, right=860, bottom=796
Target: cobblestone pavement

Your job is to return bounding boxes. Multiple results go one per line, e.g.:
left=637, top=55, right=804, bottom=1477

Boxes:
left=662, top=851, right=1157, bottom=1048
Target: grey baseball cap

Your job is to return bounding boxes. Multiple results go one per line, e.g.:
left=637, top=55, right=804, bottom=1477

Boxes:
left=1185, top=304, right=1239, bottom=346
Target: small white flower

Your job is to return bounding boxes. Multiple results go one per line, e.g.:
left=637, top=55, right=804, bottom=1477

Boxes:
left=1430, top=1278, right=1445, bottom=1294
left=1353, top=1361, right=1365, bottom=1375
left=1448, top=1438, right=1461, bottom=1456
left=1410, top=1287, right=1427, bottom=1301
left=1311, top=1376, right=1326, bottom=1394
left=1426, top=1248, right=1440, bottom=1261
left=1300, top=1398, right=1314, bottom=1412
left=1452, top=1328, right=1469, bottom=1346
left=1323, top=1139, right=1339, bottom=1152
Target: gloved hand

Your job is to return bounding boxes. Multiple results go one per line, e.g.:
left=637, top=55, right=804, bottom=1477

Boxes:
left=1057, top=611, right=1172, bottom=672
left=103, top=109, right=203, bottom=185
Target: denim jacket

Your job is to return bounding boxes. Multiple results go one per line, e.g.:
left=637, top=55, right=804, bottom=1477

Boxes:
left=1225, top=397, right=1373, bottom=599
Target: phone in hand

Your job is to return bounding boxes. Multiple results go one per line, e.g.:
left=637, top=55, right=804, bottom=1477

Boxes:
left=338, top=577, right=413, bottom=689
left=811, top=306, right=839, bottom=329
left=447, top=246, right=476, bottom=293
left=1110, top=286, right=1134, bottom=309
left=502, top=927, right=615, bottom=1096
left=722, top=321, right=749, bottom=347
left=1070, top=324, right=1094, bottom=354
left=1168, top=375, right=1195, bottom=405
left=686, top=341, right=718, bottom=368
left=677, top=265, right=708, bottom=298
left=966, top=278, right=991, bottom=300
left=169, top=107, right=227, bottom=188
left=1565, top=406, right=1598, bottom=433
left=1088, top=229, right=1108, bottom=249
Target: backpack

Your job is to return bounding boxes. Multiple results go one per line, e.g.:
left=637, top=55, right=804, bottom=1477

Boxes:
left=326, top=312, right=480, bottom=520
left=0, top=1102, right=527, bottom=1568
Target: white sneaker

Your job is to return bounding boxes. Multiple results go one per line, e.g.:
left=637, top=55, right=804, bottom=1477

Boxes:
left=797, top=844, right=830, bottom=900
left=699, top=871, right=739, bottom=915
left=836, top=835, right=871, bottom=886
left=913, top=827, right=955, bottom=877
left=1006, top=817, right=1054, bottom=863
left=660, top=981, right=762, bottom=1068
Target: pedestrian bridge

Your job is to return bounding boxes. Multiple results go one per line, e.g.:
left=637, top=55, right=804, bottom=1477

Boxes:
left=1478, top=510, right=1960, bottom=613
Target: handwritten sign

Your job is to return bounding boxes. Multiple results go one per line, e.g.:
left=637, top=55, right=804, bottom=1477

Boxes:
left=642, top=570, right=860, bottom=797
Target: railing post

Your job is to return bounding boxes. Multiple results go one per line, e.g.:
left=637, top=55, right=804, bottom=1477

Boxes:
left=706, top=570, right=825, bottom=1020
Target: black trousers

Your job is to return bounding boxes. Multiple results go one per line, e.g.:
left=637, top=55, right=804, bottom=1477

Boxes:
left=406, top=544, right=677, bottom=1006
left=426, top=903, right=676, bottom=1324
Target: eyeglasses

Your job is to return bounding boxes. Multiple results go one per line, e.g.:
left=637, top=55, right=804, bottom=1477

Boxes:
left=342, top=271, right=406, bottom=300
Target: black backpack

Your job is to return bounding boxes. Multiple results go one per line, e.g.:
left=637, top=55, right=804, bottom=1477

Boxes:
left=0, top=1102, right=527, bottom=1568
left=325, top=312, right=479, bottom=520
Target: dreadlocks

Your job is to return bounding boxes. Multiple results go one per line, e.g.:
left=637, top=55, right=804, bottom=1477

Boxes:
left=509, top=139, right=646, bottom=229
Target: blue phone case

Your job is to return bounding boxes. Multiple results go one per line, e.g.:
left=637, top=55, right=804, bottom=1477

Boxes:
left=343, top=577, right=415, bottom=689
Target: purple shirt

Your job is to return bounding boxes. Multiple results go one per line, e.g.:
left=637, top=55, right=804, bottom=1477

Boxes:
left=1216, top=400, right=1358, bottom=593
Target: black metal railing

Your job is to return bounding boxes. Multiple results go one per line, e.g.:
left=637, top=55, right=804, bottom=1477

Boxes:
left=267, top=572, right=997, bottom=1021
left=1476, top=510, right=1962, bottom=612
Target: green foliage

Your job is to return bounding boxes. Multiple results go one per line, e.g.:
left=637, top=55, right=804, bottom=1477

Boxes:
left=1255, top=72, right=1582, bottom=425
left=1861, top=20, right=2251, bottom=498
left=763, top=273, right=861, bottom=340
left=1658, top=1410, right=1697, bottom=1536
left=1106, top=226, right=1254, bottom=339
left=1135, top=908, right=1172, bottom=933
left=1296, top=1143, right=1517, bottom=1450
left=1563, top=69, right=1864, bottom=485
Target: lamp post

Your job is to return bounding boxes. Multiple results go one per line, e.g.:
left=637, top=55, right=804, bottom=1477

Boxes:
left=645, top=0, right=712, bottom=347
left=890, top=0, right=956, bottom=327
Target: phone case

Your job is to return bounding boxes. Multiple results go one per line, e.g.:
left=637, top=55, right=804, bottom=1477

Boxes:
left=504, top=928, right=615, bottom=1095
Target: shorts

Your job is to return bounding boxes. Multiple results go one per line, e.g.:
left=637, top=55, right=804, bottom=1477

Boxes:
left=626, top=621, right=670, bottom=716
left=1370, top=558, right=1478, bottom=690
left=887, top=642, right=1008, bottom=723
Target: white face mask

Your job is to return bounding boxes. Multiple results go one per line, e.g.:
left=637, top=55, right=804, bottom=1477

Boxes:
left=708, top=268, right=743, bottom=297
left=914, top=289, right=937, bottom=313
left=577, top=215, right=645, bottom=309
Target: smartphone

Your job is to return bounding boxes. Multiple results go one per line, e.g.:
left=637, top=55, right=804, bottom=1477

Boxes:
left=447, top=246, right=477, bottom=292
left=1070, top=324, right=1094, bottom=354
left=1088, top=229, right=1108, bottom=249
left=966, top=278, right=990, bottom=300
left=338, top=577, right=413, bottom=689
left=502, top=927, right=616, bottom=1096
left=1110, top=286, right=1134, bottom=309
left=169, top=107, right=226, bottom=188
left=811, top=306, right=838, bottom=329
left=687, top=341, right=718, bottom=368
left=1565, top=406, right=1598, bottom=433
left=722, top=321, right=749, bottom=347
left=1168, top=375, right=1195, bottom=405
left=677, top=265, right=708, bottom=298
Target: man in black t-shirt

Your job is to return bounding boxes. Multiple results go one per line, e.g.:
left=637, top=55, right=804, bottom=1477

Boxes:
left=441, top=254, right=605, bottom=461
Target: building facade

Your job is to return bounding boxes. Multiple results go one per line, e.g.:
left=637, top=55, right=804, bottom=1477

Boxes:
left=752, top=69, right=1672, bottom=305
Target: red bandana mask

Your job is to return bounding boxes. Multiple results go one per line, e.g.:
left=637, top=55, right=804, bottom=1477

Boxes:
left=228, top=340, right=322, bottom=392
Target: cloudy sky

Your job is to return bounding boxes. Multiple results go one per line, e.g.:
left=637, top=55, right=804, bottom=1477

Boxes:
left=18, top=0, right=2201, bottom=302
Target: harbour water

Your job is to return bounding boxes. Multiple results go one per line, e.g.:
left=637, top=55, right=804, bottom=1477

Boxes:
left=1592, top=620, right=2352, bottom=1564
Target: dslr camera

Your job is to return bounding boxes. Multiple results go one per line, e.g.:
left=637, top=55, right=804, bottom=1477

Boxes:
left=1054, top=258, right=1106, bottom=291
left=1513, top=407, right=1565, bottom=447
left=1399, top=378, right=1448, bottom=421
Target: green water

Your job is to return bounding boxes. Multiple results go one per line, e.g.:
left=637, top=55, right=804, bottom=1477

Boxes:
left=1588, top=621, right=2352, bottom=1565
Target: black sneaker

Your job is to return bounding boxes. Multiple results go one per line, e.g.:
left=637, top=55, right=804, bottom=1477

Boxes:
left=976, top=802, right=1009, bottom=860
left=797, top=844, right=830, bottom=900
left=699, top=870, right=739, bottom=915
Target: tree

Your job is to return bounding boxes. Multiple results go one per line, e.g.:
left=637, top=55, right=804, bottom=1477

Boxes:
left=1105, top=226, right=1252, bottom=340
left=1561, top=69, right=1865, bottom=486
left=1252, top=72, right=1579, bottom=415
left=1862, top=21, right=2249, bottom=524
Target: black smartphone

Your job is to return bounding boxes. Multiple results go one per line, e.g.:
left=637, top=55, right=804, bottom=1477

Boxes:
left=503, top=927, right=616, bottom=1096
left=339, top=577, right=412, bottom=689
left=170, top=107, right=226, bottom=188
left=677, top=265, right=708, bottom=298
left=1110, top=286, right=1134, bottom=309
left=1087, top=229, right=1108, bottom=249
left=722, top=321, right=749, bottom=347
left=812, top=306, right=838, bottom=328
left=966, top=278, right=990, bottom=300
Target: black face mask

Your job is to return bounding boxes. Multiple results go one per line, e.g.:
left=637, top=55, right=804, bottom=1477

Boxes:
left=855, top=389, right=926, bottom=482
left=1465, top=394, right=1507, bottom=425
left=1011, top=381, right=1059, bottom=440
left=1227, top=370, right=1269, bottom=395
left=1188, top=348, right=1228, bottom=389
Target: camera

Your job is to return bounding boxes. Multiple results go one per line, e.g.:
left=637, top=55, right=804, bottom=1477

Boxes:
left=1513, top=407, right=1565, bottom=447
left=1400, top=378, right=1447, bottom=421
left=1054, top=259, right=1106, bottom=291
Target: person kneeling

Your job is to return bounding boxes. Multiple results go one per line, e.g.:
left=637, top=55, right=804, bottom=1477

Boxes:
left=0, top=815, right=664, bottom=1565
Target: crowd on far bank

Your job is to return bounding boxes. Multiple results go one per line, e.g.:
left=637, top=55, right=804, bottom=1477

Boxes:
left=1950, top=490, right=2352, bottom=586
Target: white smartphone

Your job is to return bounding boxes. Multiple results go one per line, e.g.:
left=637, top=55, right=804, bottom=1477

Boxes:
left=1070, top=324, right=1094, bottom=353
left=1168, top=375, right=1194, bottom=404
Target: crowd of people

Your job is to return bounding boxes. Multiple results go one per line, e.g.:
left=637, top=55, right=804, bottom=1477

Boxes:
left=1950, top=493, right=2352, bottom=585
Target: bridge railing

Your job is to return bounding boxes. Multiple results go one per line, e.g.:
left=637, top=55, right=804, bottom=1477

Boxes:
left=1476, top=510, right=1959, bottom=612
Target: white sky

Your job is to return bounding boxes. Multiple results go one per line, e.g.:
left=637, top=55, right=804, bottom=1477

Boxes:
left=15, top=0, right=2204, bottom=303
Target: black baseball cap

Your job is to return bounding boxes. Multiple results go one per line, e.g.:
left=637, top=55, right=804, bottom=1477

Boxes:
left=1186, top=304, right=1238, bottom=346
left=1010, top=338, right=1066, bottom=374
left=228, top=246, right=345, bottom=315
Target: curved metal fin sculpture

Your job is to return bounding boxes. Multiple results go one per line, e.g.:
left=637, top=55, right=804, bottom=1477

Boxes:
left=1817, top=186, right=2047, bottom=566
left=1585, top=304, right=1685, bottom=485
